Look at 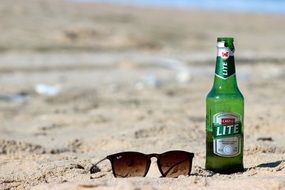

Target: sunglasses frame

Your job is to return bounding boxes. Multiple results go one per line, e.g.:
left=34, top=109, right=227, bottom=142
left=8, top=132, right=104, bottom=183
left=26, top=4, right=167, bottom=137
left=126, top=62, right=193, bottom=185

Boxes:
left=91, top=150, right=194, bottom=177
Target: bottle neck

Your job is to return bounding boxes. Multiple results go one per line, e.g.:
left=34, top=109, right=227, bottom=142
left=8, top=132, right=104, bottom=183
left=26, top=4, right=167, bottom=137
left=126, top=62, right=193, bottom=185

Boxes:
left=213, top=43, right=238, bottom=92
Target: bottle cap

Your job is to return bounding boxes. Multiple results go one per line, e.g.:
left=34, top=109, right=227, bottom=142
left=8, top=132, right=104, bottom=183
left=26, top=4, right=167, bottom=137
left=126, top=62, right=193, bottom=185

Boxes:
left=217, top=37, right=234, bottom=42
left=217, top=37, right=235, bottom=51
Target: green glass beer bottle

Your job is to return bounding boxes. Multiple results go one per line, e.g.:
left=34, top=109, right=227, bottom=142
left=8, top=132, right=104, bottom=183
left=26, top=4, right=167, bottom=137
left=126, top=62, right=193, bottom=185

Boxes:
left=206, top=37, right=244, bottom=173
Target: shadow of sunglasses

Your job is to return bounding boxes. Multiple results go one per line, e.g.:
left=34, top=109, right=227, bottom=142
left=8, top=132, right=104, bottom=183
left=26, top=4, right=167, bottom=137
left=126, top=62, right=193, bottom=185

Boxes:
left=90, top=150, right=194, bottom=177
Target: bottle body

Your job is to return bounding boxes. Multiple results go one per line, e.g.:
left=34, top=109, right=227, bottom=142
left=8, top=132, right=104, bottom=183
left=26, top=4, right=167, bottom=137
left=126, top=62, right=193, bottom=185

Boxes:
left=205, top=37, right=244, bottom=173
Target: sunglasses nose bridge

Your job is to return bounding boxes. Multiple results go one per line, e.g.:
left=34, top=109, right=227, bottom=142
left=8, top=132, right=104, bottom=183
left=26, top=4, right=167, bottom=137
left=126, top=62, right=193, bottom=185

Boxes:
left=148, top=153, right=159, bottom=159
left=144, top=154, right=162, bottom=177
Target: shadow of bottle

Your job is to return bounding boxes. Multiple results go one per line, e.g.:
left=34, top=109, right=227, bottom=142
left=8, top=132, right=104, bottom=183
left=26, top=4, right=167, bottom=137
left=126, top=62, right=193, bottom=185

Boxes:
left=255, top=160, right=284, bottom=168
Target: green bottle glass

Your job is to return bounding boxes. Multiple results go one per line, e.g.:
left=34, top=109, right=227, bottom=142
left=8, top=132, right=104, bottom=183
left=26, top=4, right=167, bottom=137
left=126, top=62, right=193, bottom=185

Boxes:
left=205, top=37, right=244, bottom=173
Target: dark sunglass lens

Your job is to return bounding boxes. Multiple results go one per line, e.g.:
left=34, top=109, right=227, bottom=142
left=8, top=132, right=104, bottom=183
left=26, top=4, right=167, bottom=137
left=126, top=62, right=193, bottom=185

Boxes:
left=158, top=151, right=193, bottom=177
left=110, top=152, right=149, bottom=177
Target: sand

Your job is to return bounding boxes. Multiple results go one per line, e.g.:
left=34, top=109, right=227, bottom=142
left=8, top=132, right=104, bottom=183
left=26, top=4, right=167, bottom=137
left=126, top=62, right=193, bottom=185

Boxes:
left=0, top=0, right=284, bottom=189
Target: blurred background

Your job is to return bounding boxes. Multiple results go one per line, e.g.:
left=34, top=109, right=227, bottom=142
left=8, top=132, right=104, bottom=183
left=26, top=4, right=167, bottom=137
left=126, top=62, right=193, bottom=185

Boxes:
left=1, top=0, right=285, bottom=53
left=1, top=0, right=285, bottom=148
left=1, top=0, right=285, bottom=153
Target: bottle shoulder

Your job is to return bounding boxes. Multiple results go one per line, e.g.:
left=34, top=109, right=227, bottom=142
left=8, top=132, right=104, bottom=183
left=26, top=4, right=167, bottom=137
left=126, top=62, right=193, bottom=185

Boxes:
left=207, top=87, right=244, bottom=100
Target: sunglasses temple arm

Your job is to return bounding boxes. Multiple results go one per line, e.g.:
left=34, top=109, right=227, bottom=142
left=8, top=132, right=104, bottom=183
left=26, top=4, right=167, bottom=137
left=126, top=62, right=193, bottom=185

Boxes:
left=90, top=157, right=108, bottom=174
left=94, top=157, right=108, bottom=165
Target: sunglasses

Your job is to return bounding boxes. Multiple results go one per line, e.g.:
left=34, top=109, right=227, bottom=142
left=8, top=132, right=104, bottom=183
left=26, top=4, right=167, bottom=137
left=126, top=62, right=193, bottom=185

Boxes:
left=90, top=150, right=194, bottom=177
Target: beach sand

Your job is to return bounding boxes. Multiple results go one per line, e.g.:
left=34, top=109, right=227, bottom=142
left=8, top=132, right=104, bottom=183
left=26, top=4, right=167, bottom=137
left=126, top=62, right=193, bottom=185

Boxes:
left=0, top=0, right=284, bottom=189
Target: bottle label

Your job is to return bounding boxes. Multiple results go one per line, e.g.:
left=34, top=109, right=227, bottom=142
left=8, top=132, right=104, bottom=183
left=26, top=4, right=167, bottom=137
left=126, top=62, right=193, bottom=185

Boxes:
left=216, top=46, right=236, bottom=79
left=212, top=112, right=242, bottom=157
